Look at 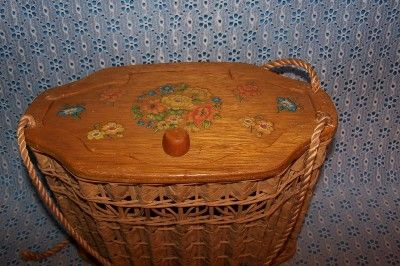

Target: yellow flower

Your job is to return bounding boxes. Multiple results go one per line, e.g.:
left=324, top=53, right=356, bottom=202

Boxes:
left=161, top=95, right=194, bottom=110
left=182, top=87, right=211, bottom=100
left=166, top=115, right=182, bottom=126
left=87, top=129, right=105, bottom=140
left=156, top=121, right=169, bottom=130
left=256, top=120, right=274, bottom=134
left=242, top=116, right=256, bottom=128
left=101, top=122, right=125, bottom=135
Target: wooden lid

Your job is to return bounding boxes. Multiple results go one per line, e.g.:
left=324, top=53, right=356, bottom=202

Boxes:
left=25, top=62, right=337, bottom=184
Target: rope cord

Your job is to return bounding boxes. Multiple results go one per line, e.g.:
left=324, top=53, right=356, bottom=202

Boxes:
left=263, top=58, right=329, bottom=265
left=263, top=58, right=321, bottom=93
left=17, top=115, right=111, bottom=266
left=264, top=115, right=330, bottom=265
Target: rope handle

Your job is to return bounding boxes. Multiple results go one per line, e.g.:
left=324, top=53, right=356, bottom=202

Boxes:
left=17, top=115, right=112, bottom=266
left=263, top=58, right=322, bottom=93
left=264, top=114, right=331, bottom=265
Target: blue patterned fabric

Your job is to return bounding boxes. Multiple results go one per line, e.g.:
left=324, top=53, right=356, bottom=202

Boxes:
left=0, top=0, right=399, bottom=265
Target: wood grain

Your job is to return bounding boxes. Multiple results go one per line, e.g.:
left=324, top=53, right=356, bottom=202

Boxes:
left=25, top=62, right=337, bottom=184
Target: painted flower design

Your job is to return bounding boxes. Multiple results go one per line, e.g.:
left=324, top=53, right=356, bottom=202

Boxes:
left=58, top=104, right=85, bottom=118
left=87, top=129, right=105, bottom=140
left=242, top=115, right=274, bottom=138
left=183, top=87, right=211, bottom=101
left=100, top=89, right=123, bottom=104
left=161, top=94, right=194, bottom=110
left=132, top=83, right=222, bottom=132
left=187, top=104, right=217, bottom=128
left=256, top=120, right=274, bottom=135
left=277, top=97, right=298, bottom=112
left=141, top=99, right=166, bottom=114
left=87, top=122, right=124, bottom=140
left=101, top=122, right=124, bottom=136
left=233, top=83, right=260, bottom=102
left=160, top=85, right=175, bottom=94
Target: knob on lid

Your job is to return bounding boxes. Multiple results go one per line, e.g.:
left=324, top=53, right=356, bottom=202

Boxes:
left=162, top=128, right=190, bottom=157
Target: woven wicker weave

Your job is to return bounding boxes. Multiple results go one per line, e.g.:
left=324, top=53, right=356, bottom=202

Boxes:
left=18, top=59, right=337, bottom=265
left=30, top=138, right=329, bottom=266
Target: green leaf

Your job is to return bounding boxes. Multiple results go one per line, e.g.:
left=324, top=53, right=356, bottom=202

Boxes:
left=192, top=98, right=203, bottom=104
left=202, top=120, right=211, bottom=129
left=154, top=113, right=166, bottom=121
left=131, top=105, right=140, bottom=112
left=134, top=113, right=143, bottom=119
left=178, top=83, right=188, bottom=92
left=146, top=114, right=155, bottom=120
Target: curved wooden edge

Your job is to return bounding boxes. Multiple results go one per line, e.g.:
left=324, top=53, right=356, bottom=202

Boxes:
left=25, top=62, right=338, bottom=185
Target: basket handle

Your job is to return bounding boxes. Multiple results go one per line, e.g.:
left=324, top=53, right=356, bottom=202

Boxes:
left=264, top=113, right=331, bottom=265
left=263, top=58, right=321, bottom=93
left=17, top=115, right=112, bottom=266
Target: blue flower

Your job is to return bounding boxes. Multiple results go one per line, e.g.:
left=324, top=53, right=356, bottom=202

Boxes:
left=244, top=30, right=257, bottom=43
left=229, top=13, right=242, bottom=27
left=93, top=39, right=106, bottom=52
left=139, top=16, right=152, bottom=30
left=107, top=19, right=120, bottom=32
left=74, top=20, right=88, bottom=34
left=146, top=121, right=155, bottom=128
left=228, top=49, right=241, bottom=62
left=22, top=4, right=36, bottom=18
left=80, top=56, right=93, bottom=70
left=0, top=45, right=12, bottom=58
left=54, top=2, right=69, bottom=17
left=10, top=26, right=25, bottom=39
left=212, top=97, right=222, bottom=104
left=137, top=120, right=145, bottom=126
left=160, top=85, right=175, bottom=94
left=142, top=53, right=155, bottom=64
left=199, top=14, right=212, bottom=28
left=30, top=42, right=44, bottom=55
left=88, top=0, right=102, bottom=14
left=125, top=36, right=138, bottom=50
left=213, top=32, right=227, bottom=46
left=121, top=0, right=135, bottom=12
left=277, top=97, right=297, bottom=112
left=147, top=90, right=157, bottom=96
left=58, top=104, right=85, bottom=118
left=42, top=23, right=56, bottom=36
left=111, top=55, right=124, bottom=66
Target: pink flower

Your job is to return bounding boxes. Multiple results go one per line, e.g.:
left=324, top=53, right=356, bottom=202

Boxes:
left=187, top=104, right=217, bottom=127
left=233, top=84, right=260, bottom=100
left=140, top=99, right=166, bottom=114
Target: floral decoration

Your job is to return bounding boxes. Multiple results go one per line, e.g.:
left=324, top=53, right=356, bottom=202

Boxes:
left=57, top=104, right=85, bottom=118
left=241, top=115, right=274, bottom=137
left=87, top=122, right=124, bottom=140
left=277, top=97, right=298, bottom=112
left=100, top=88, right=123, bottom=105
left=233, top=82, right=260, bottom=102
left=132, top=83, right=222, bottom=132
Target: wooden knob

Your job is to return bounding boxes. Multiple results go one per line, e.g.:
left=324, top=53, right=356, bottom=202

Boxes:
left=162, top=128, right=190, bottom=157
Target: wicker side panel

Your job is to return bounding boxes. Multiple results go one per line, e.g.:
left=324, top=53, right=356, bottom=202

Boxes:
left=34, top=152, right=109, bottom=258
left=31, top=140, right=330, bottom=266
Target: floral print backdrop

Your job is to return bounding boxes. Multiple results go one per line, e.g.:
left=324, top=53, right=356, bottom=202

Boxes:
left=0, top=0, right=399, bottom=265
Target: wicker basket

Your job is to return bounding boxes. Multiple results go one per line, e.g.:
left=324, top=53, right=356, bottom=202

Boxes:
left=18, top=59, right=337, bottom=265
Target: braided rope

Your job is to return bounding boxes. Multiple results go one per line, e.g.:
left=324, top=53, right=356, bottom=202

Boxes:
left=17, top=115, right=111, bottom=266
left=264, top=115, right=330, bottom=265
left=20, top=239, right=70, bottom=261
left=263, top=58, right=321, bottom=93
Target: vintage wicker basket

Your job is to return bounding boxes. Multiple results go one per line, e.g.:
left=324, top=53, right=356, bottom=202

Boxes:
left=18, top=59, right=337, bottom=265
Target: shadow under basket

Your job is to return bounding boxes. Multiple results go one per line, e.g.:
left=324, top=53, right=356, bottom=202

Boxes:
left=18, top=59, right=337, bottom=265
